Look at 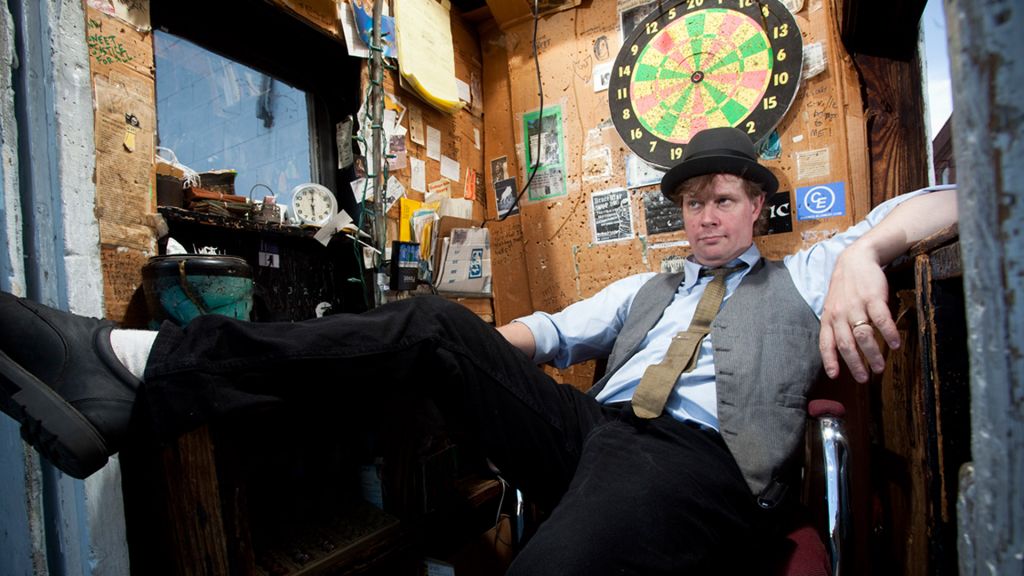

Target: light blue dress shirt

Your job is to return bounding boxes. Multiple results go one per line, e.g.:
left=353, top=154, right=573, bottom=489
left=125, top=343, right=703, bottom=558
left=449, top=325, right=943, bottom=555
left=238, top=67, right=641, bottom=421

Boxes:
left=515, top=185, right=954, bottom=429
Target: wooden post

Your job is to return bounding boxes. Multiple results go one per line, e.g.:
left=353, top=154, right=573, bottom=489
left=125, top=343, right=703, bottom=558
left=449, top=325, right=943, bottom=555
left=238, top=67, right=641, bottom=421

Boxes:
left=946, top=0, right=1024, bottom=573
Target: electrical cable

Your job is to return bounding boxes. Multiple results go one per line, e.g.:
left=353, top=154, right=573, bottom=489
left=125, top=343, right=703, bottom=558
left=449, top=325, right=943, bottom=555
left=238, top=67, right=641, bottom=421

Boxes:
left=491, top=475, right=514, bottom=548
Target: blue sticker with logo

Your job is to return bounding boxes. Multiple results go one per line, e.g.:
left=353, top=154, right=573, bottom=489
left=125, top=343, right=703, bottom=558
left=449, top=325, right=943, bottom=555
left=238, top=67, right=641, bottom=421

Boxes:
left=796, top=182, right=846, bottom=220
left=469, top=248, right=483, bottom=279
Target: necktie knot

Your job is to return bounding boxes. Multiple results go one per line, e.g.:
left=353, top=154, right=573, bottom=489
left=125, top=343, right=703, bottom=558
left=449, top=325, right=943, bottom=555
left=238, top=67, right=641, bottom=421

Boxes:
left=700, top=263, right=747, bottom=280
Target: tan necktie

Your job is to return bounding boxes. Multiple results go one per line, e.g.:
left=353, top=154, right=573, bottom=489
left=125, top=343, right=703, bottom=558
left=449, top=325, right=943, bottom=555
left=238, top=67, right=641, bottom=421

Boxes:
left=631, top=265, right=745, bottom=419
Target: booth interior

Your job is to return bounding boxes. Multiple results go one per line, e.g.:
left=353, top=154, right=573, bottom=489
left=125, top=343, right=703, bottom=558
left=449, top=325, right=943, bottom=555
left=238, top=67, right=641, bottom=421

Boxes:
left=77, top=0, right=967, bottom=574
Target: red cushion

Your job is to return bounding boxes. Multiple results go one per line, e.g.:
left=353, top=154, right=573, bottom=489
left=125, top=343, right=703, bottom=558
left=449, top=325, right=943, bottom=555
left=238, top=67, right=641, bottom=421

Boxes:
left=772, top=522, right=831, bottom=576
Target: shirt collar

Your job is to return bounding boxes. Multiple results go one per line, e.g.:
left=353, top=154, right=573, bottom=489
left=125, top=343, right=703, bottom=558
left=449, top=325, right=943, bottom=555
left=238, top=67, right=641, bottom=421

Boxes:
left=682, top=244, right=762, bottom=291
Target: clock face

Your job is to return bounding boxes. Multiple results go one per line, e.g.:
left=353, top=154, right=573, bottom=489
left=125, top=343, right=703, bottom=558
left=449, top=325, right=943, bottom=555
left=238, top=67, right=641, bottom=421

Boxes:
left=609, top=0, right=803, bottom=169
left=291, top=183, right=337, bottom=226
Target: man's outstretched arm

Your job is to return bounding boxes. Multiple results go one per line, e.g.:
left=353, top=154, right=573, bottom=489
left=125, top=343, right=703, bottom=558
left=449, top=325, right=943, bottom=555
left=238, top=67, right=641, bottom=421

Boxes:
left=820, top=188, right=958, bottom=382
left=497, top=321, right=537, bottom=359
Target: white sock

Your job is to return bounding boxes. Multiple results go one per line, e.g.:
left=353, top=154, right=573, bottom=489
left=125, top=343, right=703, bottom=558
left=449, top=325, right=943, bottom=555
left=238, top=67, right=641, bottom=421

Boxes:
left=109, top=329, right=158, bottom=381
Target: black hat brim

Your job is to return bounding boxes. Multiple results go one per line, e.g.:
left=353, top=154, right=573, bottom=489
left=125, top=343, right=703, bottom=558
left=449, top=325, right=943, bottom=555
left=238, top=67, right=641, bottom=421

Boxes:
left=660, top=153, right=779, bottom=201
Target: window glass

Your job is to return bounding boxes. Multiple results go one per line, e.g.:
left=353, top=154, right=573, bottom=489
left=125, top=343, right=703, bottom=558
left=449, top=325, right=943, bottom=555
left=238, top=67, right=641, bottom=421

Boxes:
left=154, top=30, right=312, bottom=208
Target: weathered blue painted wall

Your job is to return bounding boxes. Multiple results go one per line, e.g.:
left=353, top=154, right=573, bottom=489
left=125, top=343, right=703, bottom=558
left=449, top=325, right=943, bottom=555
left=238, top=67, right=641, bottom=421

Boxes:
left=0, top=1, right=129, bottom=575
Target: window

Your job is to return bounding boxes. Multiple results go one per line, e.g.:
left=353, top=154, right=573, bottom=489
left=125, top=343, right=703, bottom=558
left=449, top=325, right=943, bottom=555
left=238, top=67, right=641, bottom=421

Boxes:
left=150, top=0, right=361, bottom=217
left=154, top=30, right=313, bottom=208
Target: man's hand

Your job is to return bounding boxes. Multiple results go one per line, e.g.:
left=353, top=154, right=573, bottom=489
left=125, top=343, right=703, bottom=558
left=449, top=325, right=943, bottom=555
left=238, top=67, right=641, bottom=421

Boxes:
left=819, top=188, right=957, bottom=382
left=819, top=244, right=901, bottom=383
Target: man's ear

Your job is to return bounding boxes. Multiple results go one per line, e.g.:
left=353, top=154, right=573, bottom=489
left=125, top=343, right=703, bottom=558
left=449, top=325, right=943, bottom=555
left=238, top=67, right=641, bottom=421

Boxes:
left=751, top=193, right=766, bottom=217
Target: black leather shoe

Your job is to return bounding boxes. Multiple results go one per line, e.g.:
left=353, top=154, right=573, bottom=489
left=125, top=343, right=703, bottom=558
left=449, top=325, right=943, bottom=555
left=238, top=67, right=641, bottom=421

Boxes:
left=0, top=292, right=141, bottom=478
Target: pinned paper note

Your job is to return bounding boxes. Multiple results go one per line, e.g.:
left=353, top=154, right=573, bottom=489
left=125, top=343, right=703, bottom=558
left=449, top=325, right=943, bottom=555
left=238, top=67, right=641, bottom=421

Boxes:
left=336, top=117, right=354, bottom=169
left=426, top=126, right=441, bottom=160
left=427, top=178, right=452, bottom=197
left=410, top=157, right=426, bottom=192
left=440, top=155, right=460, bottom=181
left=464, top=168, right=477, bottom=200
left=456, top=78, right=471, bottom=103
left=409, top=106, right=424, bottom=145
left=385, top=175, right=405, bottom=211
left=314, top=209, right=355, bottom=246
left=394, top=0, right=464, bottom=114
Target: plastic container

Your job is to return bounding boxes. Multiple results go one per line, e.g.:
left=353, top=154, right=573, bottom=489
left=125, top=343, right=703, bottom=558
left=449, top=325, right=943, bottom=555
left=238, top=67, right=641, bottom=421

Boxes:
left=142, top=255, right=253, bottom=327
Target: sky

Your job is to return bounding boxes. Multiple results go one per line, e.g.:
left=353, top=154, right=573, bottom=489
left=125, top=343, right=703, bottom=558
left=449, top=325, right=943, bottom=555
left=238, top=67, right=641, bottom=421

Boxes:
left=922, top=0, right=953, bottom=137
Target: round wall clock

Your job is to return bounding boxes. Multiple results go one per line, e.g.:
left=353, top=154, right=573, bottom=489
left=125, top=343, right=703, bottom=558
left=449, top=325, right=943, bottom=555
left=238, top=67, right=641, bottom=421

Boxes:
left=609, top=0, right=803, bottom=169
left=290, top=183, right=338, bottom=227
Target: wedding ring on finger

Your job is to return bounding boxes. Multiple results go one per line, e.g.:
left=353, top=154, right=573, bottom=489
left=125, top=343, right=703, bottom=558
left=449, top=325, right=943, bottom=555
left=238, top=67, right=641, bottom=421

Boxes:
left=851, top=319, right=872, bottom=329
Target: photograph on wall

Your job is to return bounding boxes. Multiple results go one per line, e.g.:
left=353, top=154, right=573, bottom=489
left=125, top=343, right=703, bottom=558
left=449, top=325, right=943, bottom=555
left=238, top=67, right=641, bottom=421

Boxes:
left=524, top=106, right=565, bottom=169
left=494, top=177, right=520, bottom=218
left=490, top=156, right=509, bottom=183
left=643, top=189, right=683, bottom=235
left=522, top=104, right=568, bottom=202
left=591, top=188, right=634, bottom=243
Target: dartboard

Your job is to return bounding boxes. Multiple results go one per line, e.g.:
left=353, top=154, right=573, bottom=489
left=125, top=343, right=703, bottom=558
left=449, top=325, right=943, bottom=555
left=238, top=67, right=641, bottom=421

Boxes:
left=609, top=0, right=803, bottom=169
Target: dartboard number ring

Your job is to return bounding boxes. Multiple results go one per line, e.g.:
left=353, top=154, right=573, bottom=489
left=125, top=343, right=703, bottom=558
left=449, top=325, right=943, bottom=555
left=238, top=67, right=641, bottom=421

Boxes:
left=609, top=0, right=803, bottom=169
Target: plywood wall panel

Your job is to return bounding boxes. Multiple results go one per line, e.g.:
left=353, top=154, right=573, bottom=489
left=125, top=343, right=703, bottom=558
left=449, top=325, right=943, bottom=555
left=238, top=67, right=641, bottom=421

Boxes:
left=480, top=21, right=534, bottom=324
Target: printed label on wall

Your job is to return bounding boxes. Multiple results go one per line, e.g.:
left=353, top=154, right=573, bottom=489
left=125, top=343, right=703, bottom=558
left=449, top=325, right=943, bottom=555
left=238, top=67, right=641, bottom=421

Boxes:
left=796, top=182, right=846, bottom=221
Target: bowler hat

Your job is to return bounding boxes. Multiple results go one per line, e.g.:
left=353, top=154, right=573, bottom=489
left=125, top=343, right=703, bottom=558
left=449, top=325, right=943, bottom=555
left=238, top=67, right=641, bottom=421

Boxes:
left=660, top=127, right=779, bottom=201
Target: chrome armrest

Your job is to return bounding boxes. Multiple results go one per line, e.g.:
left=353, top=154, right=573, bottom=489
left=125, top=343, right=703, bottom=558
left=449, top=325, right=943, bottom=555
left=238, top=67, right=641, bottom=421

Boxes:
left=809, top=399, right=849, bottom=576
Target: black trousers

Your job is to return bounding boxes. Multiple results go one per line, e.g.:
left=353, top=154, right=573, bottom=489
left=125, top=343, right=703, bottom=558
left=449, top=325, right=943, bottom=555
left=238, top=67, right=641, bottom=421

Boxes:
left=140, top=296, right=763, bottom=575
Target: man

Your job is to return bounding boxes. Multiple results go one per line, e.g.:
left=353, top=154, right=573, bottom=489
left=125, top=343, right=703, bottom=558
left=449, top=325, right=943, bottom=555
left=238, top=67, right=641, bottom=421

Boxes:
left=0, top=127, right=956, bottom=574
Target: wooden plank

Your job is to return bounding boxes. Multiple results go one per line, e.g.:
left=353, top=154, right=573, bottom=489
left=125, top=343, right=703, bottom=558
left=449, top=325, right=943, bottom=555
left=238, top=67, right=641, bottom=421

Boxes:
left=928, top=242, right=962, bottom=282
left=268, top=0, right=344, bottom=39
left=914, top=251, right=970, bottom=574
left=877, top=286, right=931, bottom=576
left=161, top=427, right=232, bottom=576
left=855, top=54, right=930, bottom=206
left=485, top=0, right=532, bottom=29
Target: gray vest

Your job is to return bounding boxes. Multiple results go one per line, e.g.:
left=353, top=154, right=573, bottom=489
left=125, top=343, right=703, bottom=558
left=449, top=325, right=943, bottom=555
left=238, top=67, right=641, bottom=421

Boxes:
left=587, top=259, right=823, bottom=495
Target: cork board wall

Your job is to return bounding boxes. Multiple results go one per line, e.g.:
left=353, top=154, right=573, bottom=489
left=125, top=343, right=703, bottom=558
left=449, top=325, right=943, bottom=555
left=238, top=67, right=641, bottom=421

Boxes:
left=375, top=6, right=488, bottom=242
left=482, top=0, right=870, bottom=319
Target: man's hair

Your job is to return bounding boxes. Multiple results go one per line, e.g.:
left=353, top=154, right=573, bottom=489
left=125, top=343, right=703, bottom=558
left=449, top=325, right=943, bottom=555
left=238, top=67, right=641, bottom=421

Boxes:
left=674, top=173, right=769, bottom=235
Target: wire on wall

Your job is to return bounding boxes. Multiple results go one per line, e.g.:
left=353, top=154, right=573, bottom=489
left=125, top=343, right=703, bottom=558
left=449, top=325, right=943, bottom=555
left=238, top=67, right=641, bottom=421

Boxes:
left=485, top=0, right=544, bottom=227
left=348, top=0, right=393, bottom=309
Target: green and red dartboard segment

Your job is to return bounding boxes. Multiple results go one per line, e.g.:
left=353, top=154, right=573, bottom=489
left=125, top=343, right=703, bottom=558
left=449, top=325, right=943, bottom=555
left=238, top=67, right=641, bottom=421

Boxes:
left=609, top=0, right=803, bottom=169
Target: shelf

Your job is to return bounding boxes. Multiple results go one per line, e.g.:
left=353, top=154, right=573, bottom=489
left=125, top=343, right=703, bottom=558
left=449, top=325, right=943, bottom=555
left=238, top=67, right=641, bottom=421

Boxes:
left=254, top=503, right=408, bottom=576
left=158, top=206, right=338, bottom=239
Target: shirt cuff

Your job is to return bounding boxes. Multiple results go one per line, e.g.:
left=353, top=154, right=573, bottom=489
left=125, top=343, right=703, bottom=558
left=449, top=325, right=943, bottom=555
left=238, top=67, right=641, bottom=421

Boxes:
left=512, top=313, right=560, bottom=364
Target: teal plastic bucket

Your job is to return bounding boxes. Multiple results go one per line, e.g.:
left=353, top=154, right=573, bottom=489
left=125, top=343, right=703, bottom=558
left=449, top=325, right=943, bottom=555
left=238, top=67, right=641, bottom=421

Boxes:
left=142, top=255, right=253, bottom=327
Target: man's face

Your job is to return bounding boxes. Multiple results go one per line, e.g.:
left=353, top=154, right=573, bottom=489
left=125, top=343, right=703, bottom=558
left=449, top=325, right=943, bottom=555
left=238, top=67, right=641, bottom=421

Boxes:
left=680, top=174, right=764, bottom=267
